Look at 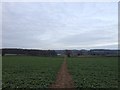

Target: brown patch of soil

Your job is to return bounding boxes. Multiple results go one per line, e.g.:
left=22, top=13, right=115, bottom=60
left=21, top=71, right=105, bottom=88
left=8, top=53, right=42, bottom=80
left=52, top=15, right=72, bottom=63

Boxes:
left=50, top=57, right=74, bottom=88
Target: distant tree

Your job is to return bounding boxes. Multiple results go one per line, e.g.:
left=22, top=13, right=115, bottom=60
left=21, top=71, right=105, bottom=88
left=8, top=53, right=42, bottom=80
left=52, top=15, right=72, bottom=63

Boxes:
left=65, top=50, right=71, bottom=57
left=2, top=53, right=5, bottom=56
left=77, top=53, right=80, bottom=56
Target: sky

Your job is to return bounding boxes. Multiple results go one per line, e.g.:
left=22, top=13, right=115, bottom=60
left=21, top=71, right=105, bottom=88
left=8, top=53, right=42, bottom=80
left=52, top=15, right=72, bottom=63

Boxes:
left=2, top=2, right=118, bottom=50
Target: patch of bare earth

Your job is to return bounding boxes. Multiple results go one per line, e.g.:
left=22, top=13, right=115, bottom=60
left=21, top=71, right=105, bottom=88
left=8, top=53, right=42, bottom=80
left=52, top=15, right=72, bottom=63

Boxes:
left=50, top=57, right=74, bottom=88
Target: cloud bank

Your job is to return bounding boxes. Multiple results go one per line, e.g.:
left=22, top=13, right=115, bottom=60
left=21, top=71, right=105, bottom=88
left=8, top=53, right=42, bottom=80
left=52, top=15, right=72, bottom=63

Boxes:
left=2, top=2, right=118, bottom=49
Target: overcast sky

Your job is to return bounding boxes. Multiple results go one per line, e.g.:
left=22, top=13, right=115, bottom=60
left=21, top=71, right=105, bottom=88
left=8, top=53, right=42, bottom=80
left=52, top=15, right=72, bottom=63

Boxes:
left=2, top=2, right=118, bottom=50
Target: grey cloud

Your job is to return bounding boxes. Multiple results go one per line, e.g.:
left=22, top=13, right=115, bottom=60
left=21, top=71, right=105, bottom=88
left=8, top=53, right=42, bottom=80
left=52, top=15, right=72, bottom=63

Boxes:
left=2, top=2, right=118, bottom=49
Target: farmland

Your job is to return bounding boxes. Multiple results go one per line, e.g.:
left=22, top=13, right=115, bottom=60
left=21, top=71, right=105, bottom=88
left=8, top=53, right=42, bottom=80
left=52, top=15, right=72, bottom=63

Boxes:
left=67, top=57, right=118, bottom=88
left=2, top=56, right=63, bottom=88
left=2, top=56, right=118, bottom=88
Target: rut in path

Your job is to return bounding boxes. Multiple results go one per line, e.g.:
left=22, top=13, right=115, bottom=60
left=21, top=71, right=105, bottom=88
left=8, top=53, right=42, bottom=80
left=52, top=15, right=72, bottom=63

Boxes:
left=50, top=57, right=74, bottom=88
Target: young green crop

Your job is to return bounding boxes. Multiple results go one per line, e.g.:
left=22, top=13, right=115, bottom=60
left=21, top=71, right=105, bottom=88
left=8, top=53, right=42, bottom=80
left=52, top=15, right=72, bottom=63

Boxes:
left=2, top=56, right=63, bottom=88
left=67, top=57, right=118, bottom=88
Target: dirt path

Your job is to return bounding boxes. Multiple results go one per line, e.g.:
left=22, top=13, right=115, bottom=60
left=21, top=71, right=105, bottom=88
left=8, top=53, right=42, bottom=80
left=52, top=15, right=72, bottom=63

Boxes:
left=50, top=57, right=74, bottom=88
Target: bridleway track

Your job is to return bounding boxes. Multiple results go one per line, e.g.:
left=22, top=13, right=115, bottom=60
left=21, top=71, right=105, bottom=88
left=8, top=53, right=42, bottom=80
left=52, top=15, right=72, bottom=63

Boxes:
left=50, top=56, right=74, bottom=88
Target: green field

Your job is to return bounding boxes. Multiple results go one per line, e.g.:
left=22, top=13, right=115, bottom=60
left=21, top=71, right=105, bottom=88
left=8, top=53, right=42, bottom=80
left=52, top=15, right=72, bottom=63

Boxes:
left=2, top=56, right=118, bottom=88
left=67, top=57, right=118, bottom=88
left=2, top=56, right=63, bottom=88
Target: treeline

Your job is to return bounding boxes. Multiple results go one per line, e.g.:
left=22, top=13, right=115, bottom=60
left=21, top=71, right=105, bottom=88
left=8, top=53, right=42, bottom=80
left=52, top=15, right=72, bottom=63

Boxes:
left=1, top=48, right=57, bottom=56
left=56, top=49, right=120, bottom=57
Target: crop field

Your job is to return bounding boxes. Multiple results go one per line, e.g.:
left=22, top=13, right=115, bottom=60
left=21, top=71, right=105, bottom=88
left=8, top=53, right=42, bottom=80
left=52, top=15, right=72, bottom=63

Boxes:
left=2, top=56, right=63, bottom=88
left=67, top=57, right=118, bottom=88
left=2, top=56, right=118, bottom=89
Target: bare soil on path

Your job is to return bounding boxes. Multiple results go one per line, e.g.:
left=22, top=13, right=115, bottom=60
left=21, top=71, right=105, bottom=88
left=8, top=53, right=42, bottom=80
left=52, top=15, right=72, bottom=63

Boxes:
left=50, top=57, right=74, bottom=88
